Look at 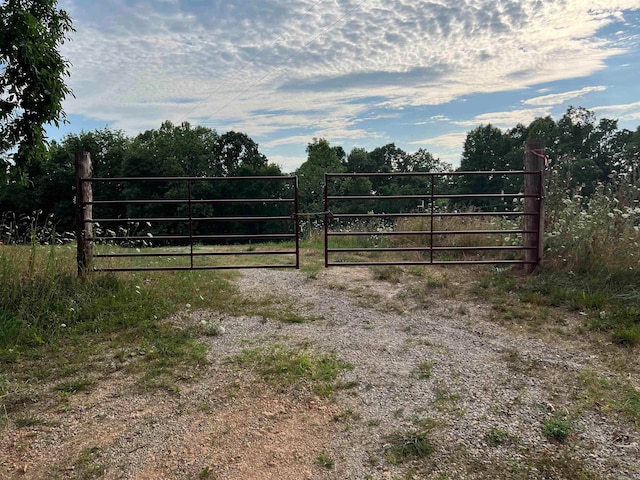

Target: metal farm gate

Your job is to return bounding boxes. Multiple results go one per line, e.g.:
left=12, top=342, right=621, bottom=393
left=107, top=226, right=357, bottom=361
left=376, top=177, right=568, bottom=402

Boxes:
left=323, top=167, right=544, bottom=273
left=75, top=153, right=299, bottom=273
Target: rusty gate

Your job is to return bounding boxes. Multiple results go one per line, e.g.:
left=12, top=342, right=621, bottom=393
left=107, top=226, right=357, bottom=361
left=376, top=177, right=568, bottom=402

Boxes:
left=323, top=169, right=544, bottom=271
left=76, top=165, right=299, bottom=273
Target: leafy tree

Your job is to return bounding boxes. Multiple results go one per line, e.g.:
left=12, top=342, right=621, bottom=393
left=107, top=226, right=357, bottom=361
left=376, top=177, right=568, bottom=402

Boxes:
left=121, top=121, right=218, bottom=178
left=405, top=148, right=450, bottom=173
left=211, top=131, right=287, bottom=237
left=368, top=143, right=405, bottom=173
left=552, top=107, right=633, bottom=195
left=118, top=122, right=219, bottom=237
left=624, top=126, right=640, bottom=183
left=457, top=124, right=512, bottom=209
left=52, top=128, right=130, bottom=229
left=0, top=0, right=74, bottom=178
left=526, top=116, right=559, bottom=149
left=214, top=130, right=269, bottom=176
left=346, top=147, right=373, bottom=173
left=0, top=128, right=130, bottom=234
left=296, top=138, right=346, bottom=213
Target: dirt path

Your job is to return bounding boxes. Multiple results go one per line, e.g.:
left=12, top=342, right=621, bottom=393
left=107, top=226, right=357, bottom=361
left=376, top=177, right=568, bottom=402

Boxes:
left=1, top=267, right=639, bottom=479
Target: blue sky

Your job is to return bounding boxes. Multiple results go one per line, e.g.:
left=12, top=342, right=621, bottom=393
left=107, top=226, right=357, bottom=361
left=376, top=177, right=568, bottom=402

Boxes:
left=50, top=0, right=640, bottom=170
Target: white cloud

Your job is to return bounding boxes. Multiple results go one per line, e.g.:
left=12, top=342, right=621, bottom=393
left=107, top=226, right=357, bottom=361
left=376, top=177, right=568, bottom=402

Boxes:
left=267, top=154, right=305, bottom=173
left=408, top=132, right=469, bottom=168
left=453, top=108, right=552, bottom=129
left=523, top=86, right=608, bottom=106
left=58, top=0, right=640, bottom=149
left=262, top=135, right=315, bottom=149
left=591, top=101, right=640, bottom=123
left=410, top=132, right=467, bottom=150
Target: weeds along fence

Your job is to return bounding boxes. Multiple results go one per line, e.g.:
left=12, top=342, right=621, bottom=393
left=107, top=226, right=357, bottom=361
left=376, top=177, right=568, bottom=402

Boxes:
left=324, top=158, right=544, bottom=273
left=75, top=153, right=299, bottom=273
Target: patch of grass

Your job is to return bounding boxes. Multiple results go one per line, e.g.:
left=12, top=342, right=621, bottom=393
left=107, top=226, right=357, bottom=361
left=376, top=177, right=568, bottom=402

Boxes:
left=432, top=383, right=463, bottom=416
left=301, top=261, right=323, bottom=280
left=416, top=360, right=434, bottom=379
left=578, top=370, right=640, bottom=426
left=588, top=305, right=640, bottom=346
left=477, top=267, right=640, bottom=344
left=474, top=271, right=517, bottom=297
left=0, top=348, right=19, bottom=364
left=542, top=415, right=572, bottom=442
left=371, top=265, right=403, bottom=283
left=0, top=245, right=230, bottom=416
left=406, top=415, right=443, bottom=431
left=54, top=377, right=94, bottom=394
left=231, top=344, right=352, bottom=397
left=74, top=446, right=105, bottom=479
left=233, top=295, right=318, bottom=324
left=383, top=429, right=434, bottom=465
left=407, top=266, right=425, bottom=277
left=426, top=275, right=448, bottom=289
left=316, top=451, right=335, bottom=469
left=333, top=408, right=362, bottom=428
left=526, top=451, right=601, bottom=480
left=485, top=426, right=518, bottom=446
left=14, top=416, right=57, bottom=428
left=501, top=348, right=541, bottom=375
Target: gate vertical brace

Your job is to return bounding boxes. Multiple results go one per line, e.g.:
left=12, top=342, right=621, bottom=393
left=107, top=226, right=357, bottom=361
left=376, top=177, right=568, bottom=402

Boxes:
left=188, top=179, right=194, bottom=269
left=75, top=152, right=93, bottom=277
left=324, top=174, right=329, bottom=268
left=524, top=139, right=545, bottom=274
left=537, top=167, right=545, bottom=268
left=430, top=175, right=435, bottom=265
left=294, top=176, right=300, bottom=269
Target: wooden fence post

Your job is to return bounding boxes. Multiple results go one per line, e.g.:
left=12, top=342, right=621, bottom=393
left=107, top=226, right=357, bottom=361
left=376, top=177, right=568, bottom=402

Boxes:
left=524, top=139, right=545, bottom=274
left=75, top=152, right=93, bottom=277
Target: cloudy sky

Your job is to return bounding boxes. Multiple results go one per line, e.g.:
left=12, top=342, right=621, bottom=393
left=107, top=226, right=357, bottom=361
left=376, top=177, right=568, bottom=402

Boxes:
left=51, top=0, right=640, bottom=170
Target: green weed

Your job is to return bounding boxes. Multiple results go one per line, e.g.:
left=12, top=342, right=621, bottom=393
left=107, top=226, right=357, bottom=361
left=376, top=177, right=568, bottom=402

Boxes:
left=231, top=344, right=352, bottom=397
left=54, top=377, right=94, bottom=394
left=542, top=415, right=572, bottom=442
left=416, top=360, right=434, bottom=379
left=317, top=451, right=335, bottom=469
left=383, top=430, right=434, bottom=464
left=372, top=265, right=403, bottom=283
left=485, top=426, right=517, bottom=446
left=74, top=446, right=105, bottom=479
left=199, top=466, right=215, bottom=478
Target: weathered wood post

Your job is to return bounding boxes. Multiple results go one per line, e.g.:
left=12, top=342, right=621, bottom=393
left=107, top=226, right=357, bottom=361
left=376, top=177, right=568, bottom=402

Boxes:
left=524, top=139, right=545, bottom=274
left=75, top=152, right=93, bottom=277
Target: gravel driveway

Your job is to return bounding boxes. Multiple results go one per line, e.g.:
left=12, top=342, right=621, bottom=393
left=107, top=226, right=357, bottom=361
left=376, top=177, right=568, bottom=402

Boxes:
left=1, top=266, right=638, bottom=479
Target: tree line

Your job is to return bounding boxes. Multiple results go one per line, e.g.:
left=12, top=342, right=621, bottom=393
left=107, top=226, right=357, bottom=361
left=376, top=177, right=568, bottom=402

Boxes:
left=1, top=106, right=639, bottom=243
left=296, top=106, right=640, bottom=215
left=1, top=121, right=286, bottom=241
